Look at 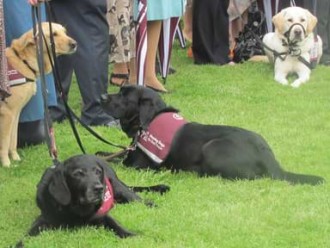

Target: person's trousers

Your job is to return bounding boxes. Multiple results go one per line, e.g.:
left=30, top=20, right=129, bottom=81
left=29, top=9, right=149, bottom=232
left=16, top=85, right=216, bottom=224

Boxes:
left=315, top=1, right=330, bottom=59
left=192, top=0, right=230, bottom=65
left=50, top=0, right=112, bottom=125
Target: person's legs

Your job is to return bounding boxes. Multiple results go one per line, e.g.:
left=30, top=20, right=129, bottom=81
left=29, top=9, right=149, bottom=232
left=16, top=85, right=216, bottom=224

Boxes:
left=183, top=0, right=193, bottom=42
left=110, top=63, right=129, bottom=86
left=316, top=1, right=330, bottom=64
left=48, top=55, right=74, bottom=122
left=128, top=58, right=137, bottom=84
left=51, top=0, right=114, bottom=125
left=192, top=0, right=230, bottom=65
left=144, top=20, right=167, bottom=92
left=108, top=0, right=130, bottom=86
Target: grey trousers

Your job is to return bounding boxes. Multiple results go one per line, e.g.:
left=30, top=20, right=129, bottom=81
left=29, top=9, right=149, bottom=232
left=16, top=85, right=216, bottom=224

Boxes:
left=50, top=0, right=113, bottom=125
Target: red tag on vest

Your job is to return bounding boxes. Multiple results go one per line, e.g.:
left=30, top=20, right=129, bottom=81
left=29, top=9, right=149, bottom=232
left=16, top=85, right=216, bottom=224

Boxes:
left=137, top=112, right=187, bottom=163
left=95, top=177, right=114, bottom=217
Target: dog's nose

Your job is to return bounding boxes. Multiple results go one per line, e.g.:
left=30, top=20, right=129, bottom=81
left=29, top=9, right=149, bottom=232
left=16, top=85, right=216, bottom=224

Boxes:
left=70, top=40, right=77, bottom=50
left=100, top=94, right=108, bottom=103
left=294, top=29, right=302, bottom=36
left=94, top=183, right=104, bottom=195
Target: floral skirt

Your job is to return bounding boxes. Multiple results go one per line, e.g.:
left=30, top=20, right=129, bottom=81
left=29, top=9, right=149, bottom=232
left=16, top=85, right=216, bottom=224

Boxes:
left=107, top=0, right=136, bottom=63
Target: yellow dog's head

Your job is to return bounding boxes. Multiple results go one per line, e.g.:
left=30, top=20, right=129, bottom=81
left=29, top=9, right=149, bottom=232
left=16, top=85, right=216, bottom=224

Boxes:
left=5, top=22, right=76, bottom=80
left=272, top=6, right=317, bottom=42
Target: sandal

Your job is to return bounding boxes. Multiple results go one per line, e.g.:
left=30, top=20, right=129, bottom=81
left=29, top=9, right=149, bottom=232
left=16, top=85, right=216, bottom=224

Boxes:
left=146, top=86, right=168, bottom=94
left=109, top=73, right=129, bottom=87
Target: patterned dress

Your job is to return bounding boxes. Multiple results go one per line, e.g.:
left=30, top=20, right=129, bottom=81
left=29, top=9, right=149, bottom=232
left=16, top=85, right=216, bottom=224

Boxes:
left=107, top=0, right=136, bottom=63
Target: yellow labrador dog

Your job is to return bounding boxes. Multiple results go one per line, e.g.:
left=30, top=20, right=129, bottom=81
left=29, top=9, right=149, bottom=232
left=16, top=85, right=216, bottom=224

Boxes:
left=0, top=23, right=76, bottom=167
left=262, top=6, right=322, bottom=88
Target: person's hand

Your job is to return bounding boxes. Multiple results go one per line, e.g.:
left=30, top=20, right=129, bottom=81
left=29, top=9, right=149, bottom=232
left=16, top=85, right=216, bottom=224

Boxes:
left=28, top=0, right=44, bottom=6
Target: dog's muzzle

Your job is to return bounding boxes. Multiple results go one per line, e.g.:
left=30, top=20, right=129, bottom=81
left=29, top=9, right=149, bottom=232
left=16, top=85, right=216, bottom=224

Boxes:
left=284, top=23, right=306, bottom=41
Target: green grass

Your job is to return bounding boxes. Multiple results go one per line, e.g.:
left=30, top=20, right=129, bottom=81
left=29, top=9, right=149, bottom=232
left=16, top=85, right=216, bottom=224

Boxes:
left=1, top=44, right=330, bottom=247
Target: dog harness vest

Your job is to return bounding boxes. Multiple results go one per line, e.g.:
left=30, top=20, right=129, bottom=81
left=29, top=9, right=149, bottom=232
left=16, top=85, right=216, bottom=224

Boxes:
left=137, top=112, right=187, bottom=164
left=7, top=62, right=28, bottom=86
left=95, top=177, right=114, bottom=217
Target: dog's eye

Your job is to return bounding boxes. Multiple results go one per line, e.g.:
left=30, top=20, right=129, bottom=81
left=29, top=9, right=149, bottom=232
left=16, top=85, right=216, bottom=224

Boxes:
left=94, top=167, right=102, bottom=176
left=72, top=169, right=85, bottom=178
left=287, top=18, right=293, bottom=22
left=300, top=18, right=306, bottom=22
left=53, top=32, right=58, bottom=36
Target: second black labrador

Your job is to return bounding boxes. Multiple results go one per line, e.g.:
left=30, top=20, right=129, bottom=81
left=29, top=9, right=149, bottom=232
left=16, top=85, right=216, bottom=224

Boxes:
left=17, top=154, right=169, bottom=246
left=100, top=85, right=324, bottom=185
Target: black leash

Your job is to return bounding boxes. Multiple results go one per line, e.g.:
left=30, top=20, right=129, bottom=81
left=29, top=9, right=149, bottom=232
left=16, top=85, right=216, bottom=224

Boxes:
left=31, top=4, right=58, bottom=162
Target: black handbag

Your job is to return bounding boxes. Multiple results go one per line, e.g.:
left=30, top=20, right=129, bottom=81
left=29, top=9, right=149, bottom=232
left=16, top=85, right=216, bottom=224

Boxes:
left=233, top=5, right=267, bottom=63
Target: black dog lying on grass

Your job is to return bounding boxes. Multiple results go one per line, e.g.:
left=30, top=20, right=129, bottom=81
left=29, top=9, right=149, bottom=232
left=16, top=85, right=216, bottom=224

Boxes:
left=100, top=85, right=324, bottom=185
left=16, top=154, right=169, bottom=246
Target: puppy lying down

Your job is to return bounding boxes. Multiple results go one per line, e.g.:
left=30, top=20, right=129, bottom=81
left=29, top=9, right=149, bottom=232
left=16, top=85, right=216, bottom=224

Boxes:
left=101, top=85, right=324, bottom=185
left=262, top=7, right=322, bottom=87
left=16, top=154, right=169, bottom=246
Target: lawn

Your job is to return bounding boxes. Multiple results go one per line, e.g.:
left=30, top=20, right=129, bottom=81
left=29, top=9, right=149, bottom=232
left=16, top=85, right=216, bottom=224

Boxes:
left=1, top=44, right=330, bottom=248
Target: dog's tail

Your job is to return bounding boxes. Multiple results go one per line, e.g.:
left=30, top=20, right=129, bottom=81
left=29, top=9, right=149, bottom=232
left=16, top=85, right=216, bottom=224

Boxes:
left=278, top=171, right=325, bottom=185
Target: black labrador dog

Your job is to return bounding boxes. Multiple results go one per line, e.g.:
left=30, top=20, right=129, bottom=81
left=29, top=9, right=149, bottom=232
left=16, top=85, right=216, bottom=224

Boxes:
left=100, top=85, right=324, bottom=185
left=17, top=154, right=169, bottom=246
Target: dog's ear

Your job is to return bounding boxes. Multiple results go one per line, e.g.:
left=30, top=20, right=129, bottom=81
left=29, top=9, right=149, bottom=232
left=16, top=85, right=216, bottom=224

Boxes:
left=48, top=167, right=71, bottom=206
left=138, top=89, right=166, bottom=129
left=305, top=9, right=317, bottom=35
left=5, top=31, right=36, bottom=80
left=12, top=31, right=35, bottom=50
left=272, top=10, right=286, bottom=35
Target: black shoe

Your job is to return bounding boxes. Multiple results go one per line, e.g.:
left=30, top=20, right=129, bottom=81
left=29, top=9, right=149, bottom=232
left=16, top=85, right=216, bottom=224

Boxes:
left=18, top=120, right=46, bottom=148
left=49, top=106, right=67, bottom=123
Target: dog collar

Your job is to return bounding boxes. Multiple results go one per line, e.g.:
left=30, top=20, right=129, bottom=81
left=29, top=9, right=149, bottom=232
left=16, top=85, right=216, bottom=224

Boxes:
left=95, top=177, right=115, bottom=217
left=137, top=112, right=187, bottom=163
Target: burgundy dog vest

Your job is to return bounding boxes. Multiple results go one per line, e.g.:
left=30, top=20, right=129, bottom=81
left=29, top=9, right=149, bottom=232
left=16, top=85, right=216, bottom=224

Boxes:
left=95, top=177, right=115, bottom=217
left=137, top=112, right=187, bottom=163
left=7, top=62, right=27, bottom=86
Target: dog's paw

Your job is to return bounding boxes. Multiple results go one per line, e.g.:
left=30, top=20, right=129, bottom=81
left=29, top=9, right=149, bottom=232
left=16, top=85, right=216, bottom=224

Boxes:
left=13, top=240, right=24, bottom=248
left=11, top=151, right=21, bottom=161
left=291, top=79, right=302, bottom=88
left=275, top=74, right=288, bottom=85
left=118, top=230, right=136, bottom=238
left=276, top=78, right=289, bottom=85
left=144, top=199, right=157, bottom=208
left=152, top=184, right=170, bottom=195
left=1, top=157, right=11, bottom=167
